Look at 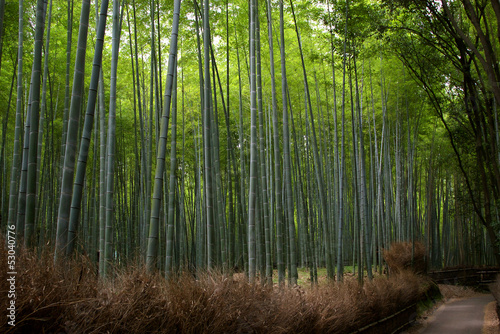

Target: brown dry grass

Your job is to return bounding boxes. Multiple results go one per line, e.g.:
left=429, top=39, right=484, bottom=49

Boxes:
left=1, top=242, right=99, bottom=332
left=1, top=242, right=430, bottom=333
left=483, top=300, right=500, bottom=334
left=383, top=241, right=427, bottom=274
left=438, top=284, right=482, bottom=300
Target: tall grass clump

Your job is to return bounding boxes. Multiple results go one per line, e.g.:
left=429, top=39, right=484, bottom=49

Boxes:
left=1, top=241, right=429, bottom=333
left=309, top=271, right=425, bottom=333
left=0, top=241, right=99, bottom=332
left=383, top=241, right=427, bottom=274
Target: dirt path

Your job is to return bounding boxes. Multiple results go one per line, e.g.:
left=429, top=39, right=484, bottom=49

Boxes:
left=419, top=294, right=494, bottom=334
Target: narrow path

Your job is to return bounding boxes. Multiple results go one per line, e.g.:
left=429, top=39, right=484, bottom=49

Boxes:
left=421, top=294, right=494, bottom=334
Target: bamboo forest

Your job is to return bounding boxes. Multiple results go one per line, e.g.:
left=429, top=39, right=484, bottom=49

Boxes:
left=2, top=0, right=500, bottom=329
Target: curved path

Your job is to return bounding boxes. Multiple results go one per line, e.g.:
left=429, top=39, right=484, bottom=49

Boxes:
left=421, top=294, right=494, bottom=334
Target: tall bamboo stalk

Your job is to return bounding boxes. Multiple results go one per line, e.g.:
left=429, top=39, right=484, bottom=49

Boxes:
left=55, top=0, right=91, bottom=261
left=265, top=0, right=284, bottom=285
left=248, top=0, right=257, bottom=283
left=289, top=0, right=332, bottom=279
left=146, top=0, right=181, bottom=272
left=7, top=0, right=24, bottom=238
left=203, top=0, right=215, bottom=270
left=66, top=0, right=109, bottom=256
left=24, top=0, right=47, bottom=247
left=165, top=63, right=178, bottom=278
left=278, top=0, right=299, bottom=286
left=103, top=0, right=121, bottom=278
left=337, top=0, right=349, bottom=282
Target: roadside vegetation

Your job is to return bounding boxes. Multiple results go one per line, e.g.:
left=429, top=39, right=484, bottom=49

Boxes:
left=1, top=240, right=433, bottom=333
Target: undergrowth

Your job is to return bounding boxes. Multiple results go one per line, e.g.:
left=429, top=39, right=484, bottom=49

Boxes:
left=383, top=241, right=427, bottom=274
left=1, top=242, right=430, bottom=333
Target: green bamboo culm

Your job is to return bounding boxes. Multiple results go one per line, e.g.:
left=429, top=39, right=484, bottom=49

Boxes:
left=289, top=0, right=332, bottom=280
left=60, top=0, right=74, bottom=199
left=192, top=0, right=204, bottom=270
left=98, top=68, right=106, bottom=273
left=1, top=63, right=16, bottom=236
left=146, top=0, right=182, bottom=273
left=0, top=0, right=5, bottom=75
left=265, top=0, right=284, bottom=286
left=235, top=24, right=248, bottom=275
left=55, top=0, right=91, bottom=262
left=66, top=0, right=109, bottom=257
left=255, top=2, right=271, bottom=285
left=165, top=63, right=178, bottom=278
left=7, top=0, right=24, bottom=240
left=103, top=0, right=122, bottom=278
left=16, top=83, right=30, bottom=238
left=336, top=0, right=349, bottom=282
left=24, top=0, right=47, bottom=248
left=36, top=0, right=53, bottom=246
left=353, top=52, right=373, bottom=280
left=248, top=0, right=257, bottom=284
left=279, top=0, right=298, bottom=286
left=203, top=0, right=215, bottom=270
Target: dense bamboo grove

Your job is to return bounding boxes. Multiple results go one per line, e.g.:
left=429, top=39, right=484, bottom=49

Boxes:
left=1, top=0, right=499, bottom=283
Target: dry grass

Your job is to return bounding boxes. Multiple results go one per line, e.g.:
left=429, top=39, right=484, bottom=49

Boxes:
left=438, top=284, right=481, bottom=300
left=483, top=300, right=500, bottom=334
left=383, top=241, right=427, bottom=274
left=1, top=242, right=99, bottom=332
left=308, top=270, right=426, bottom=333
left=1, top=242, right=430, bottom=333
